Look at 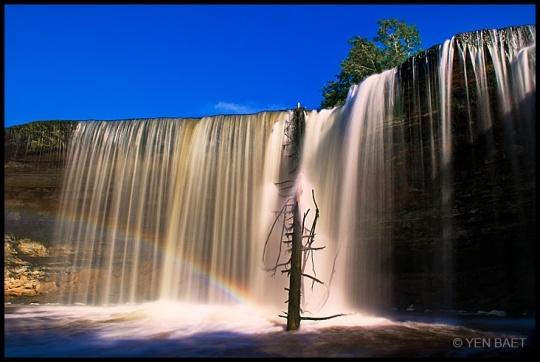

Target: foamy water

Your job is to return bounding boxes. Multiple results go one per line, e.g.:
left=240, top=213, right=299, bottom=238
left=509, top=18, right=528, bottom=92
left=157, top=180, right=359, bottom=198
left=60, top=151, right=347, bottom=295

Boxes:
left=4, top=302, right=534, bottom=357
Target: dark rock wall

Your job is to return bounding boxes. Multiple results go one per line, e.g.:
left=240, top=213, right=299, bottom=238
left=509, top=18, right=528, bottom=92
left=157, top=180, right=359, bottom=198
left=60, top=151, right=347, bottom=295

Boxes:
left=389, top=26, right=535, bottom=314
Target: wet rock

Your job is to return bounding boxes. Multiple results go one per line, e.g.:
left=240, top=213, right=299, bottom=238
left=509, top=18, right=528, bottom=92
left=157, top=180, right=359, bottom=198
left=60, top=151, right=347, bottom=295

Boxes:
left=16, top=240, right=48, bottom=257
left=4, top=236, right=68, bottom=303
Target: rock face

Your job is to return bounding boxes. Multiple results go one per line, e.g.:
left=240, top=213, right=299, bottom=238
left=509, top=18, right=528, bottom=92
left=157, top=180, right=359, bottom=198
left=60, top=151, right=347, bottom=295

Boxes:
left=4, top=235, right=65, bottom=303
left=4, top=122, right=78, bottom=304
left=4, top=121, right=78, bottom=244
left=388, top=27, right=536, bottom=315
left=3, top=26, right=535, bottom=315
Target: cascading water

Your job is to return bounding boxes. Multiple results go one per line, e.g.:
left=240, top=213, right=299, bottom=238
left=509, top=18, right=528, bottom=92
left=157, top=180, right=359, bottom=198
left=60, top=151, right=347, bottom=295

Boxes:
left=55, top=113, right=289, bottom=307
left=296, top=69, right=397, bottom=314
left=53, top=25, right=535, bottom=318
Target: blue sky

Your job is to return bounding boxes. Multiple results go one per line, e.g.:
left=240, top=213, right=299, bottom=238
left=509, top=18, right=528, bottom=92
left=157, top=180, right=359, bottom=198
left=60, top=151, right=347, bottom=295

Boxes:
left=4, top=4, right=536, bottom=128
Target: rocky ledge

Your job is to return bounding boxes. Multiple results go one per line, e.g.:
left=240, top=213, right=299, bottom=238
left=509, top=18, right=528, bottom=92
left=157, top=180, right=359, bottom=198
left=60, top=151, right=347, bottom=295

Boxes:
left=4, top=235, right=70, bottom=304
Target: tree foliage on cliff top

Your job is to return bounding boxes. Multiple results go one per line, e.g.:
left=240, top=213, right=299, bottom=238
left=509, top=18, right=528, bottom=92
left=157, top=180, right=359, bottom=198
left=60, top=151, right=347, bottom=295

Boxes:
left=4, top=120, right=79, bottom=157
left=320, top=18, right=423, bottom=109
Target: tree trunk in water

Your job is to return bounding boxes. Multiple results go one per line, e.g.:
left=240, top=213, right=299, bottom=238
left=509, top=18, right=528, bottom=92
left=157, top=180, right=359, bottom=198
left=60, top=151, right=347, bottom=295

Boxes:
left=286, top=194, right=303, bottom=331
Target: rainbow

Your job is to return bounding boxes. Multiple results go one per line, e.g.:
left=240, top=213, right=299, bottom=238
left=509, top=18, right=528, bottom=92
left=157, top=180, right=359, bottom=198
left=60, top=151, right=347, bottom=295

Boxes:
left=36, top=208, right=268, bottom=308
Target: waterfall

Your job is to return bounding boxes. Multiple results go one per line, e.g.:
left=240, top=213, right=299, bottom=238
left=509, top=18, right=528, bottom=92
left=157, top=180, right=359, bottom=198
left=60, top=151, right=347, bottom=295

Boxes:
left=297, top=69, right=397, bottom=313
left=54, top=25, right=535, bottom=314
left=55, top=113, right=288, bottom=306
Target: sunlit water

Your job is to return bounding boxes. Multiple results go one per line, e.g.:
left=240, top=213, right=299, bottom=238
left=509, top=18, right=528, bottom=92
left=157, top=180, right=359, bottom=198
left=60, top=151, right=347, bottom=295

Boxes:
left=4, top=303, right=535, bottom=357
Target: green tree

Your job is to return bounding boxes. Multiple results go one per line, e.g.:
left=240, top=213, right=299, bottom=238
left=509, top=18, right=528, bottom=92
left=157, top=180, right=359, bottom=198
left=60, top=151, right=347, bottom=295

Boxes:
left=321, top=18, right=423, bottom=109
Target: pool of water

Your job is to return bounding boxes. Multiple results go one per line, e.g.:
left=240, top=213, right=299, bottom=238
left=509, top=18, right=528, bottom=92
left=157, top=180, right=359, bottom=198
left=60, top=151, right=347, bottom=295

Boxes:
left=4, top=302, right=535, bottom=357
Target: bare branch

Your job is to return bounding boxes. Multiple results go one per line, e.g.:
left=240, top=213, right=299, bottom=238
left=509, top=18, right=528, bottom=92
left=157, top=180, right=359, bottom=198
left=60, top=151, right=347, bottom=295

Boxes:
left=274, top=180, right=295, bottom=186
left=301, top=273, right=324, bottom=285
left=301, top=208, right=310, bottom=234
left=262, top=202, right=290, bottom=262
left=265, top=260, right=291, bottom=274
left=304, top=246, right=326, bottom=251
left=300, top=313, right=351, bottom=321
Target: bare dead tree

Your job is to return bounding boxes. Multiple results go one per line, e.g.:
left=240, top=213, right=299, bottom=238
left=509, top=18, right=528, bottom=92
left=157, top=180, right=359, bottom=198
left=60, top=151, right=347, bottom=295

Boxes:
left=262, top=105, right=346, bottom=331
